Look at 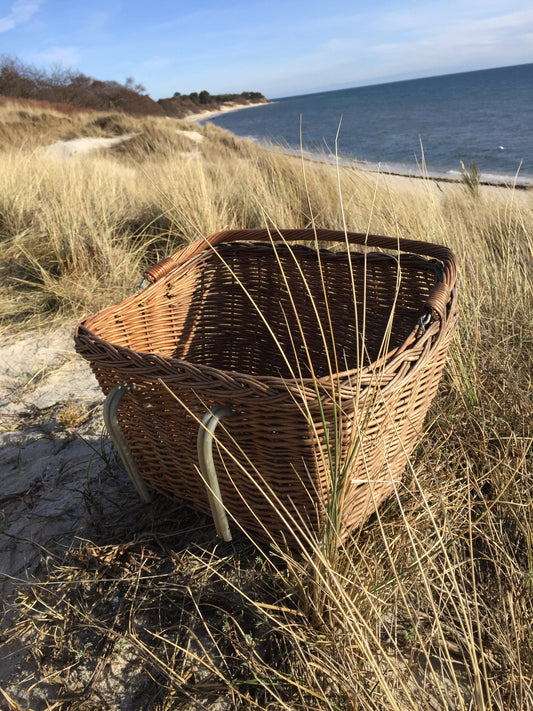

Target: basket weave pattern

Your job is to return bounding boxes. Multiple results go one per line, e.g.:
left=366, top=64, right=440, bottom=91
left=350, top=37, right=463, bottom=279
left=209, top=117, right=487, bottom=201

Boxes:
left=75, top=229, right=457, bottom=544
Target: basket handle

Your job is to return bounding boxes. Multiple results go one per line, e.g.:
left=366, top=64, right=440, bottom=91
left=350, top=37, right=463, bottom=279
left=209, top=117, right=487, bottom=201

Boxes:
left=144, top=228, right=457, bottom=319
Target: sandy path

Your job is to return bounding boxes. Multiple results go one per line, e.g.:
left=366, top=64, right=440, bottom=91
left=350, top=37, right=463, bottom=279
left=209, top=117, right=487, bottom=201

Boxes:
left=0, top=324, right=160, bottom=703
left=0, top=327, right=105, bottom=597
left=43, top=133, right=139, bottom=158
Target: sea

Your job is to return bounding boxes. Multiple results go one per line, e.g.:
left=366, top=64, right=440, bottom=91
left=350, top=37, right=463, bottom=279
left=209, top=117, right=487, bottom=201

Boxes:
left=208, top=63, right=533, bottom=185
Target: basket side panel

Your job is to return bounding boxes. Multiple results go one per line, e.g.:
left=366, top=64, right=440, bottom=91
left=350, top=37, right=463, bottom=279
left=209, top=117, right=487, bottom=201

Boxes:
left=339, top=316, right=456, bottom=539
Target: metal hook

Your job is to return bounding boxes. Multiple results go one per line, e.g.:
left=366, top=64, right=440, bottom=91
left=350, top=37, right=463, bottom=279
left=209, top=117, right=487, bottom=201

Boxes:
left=418, top=310, right=432, bottom=334
left=136, top=277, right=148, bottom=292
left=197, top=406, right=234, bottom=542
left=103, top=384, right=151, bottom=503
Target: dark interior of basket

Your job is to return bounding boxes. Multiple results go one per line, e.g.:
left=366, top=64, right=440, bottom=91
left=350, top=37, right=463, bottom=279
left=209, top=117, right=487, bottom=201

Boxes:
left=126, top=243, right=440, bottom=380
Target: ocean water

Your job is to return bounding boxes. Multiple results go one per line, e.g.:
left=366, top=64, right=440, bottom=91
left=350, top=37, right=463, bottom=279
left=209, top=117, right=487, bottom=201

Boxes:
left=209, top=64, right=533, bottom=184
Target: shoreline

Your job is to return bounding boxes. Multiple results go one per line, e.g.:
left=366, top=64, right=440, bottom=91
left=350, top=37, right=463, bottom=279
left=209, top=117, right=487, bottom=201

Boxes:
left=275, top=145, right=533, bottom=191
left=193, top=107, right=533, bottom=191
left=240, top=139, right=533, bottom=193
left=184, top=100, right=271, bottom=124
left=28, top=95, right=531, bottom=194
left=360, top=164, right=533, bottom=191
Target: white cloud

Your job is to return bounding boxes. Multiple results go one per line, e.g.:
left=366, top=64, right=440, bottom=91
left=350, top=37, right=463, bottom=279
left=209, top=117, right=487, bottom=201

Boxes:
left=370, top=8, right=533, bottom=72
left=477, top=8, right=533, bottom=33
left=0, top=0, right=42, bottom=33
left=276, top=5, right=533, bottom=94
left=142, top=57, right=172, bottom=71
left=37, top=45, right=81, bottom=68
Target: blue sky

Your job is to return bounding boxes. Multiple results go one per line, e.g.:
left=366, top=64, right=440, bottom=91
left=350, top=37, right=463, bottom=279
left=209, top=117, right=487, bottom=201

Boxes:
left=1, top=0, right=532, bottom=98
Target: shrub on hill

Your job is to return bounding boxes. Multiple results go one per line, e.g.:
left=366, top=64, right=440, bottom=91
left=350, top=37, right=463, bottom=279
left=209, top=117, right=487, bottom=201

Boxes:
left=0, top=56, right=165, bottom=116
left=158, top=91, right=267, bottom=118
left=0, top=55, right=267, bottom=118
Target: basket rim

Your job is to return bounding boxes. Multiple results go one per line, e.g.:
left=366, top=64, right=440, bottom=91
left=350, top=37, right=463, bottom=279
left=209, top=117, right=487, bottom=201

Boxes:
left=76, top=318, right=447, bottom=404
left=144, top=228, right=457, bottom=322
left=76, top=237, right=458, bottom=403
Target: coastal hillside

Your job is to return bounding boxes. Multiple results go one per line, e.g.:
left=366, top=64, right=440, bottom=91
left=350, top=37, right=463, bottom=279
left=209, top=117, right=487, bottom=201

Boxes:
left=0, top=100, right=532, bottom=710
left=0, top=55, right=268, bottom=117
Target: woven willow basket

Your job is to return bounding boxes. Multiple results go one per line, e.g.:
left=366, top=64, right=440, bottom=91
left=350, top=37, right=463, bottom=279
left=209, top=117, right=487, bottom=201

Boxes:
left=75, top=228, right=457, bottom=545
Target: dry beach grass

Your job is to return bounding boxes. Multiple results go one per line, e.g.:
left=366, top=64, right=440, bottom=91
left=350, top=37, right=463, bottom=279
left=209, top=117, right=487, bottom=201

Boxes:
left=0, top=102, right=532, bottom=709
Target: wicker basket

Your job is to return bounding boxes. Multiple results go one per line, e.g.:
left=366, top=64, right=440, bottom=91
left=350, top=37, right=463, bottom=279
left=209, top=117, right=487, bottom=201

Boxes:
left=75, top=228, right=457, bottom=546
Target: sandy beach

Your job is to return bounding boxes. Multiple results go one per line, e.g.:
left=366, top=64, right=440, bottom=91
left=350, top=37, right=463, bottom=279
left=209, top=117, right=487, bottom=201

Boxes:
left=184, top=99, right=270, bottom=123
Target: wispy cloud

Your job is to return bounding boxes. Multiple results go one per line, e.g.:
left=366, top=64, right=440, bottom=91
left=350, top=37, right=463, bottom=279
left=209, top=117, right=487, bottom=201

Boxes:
left=0, top=0, right=42, bottom=33
left=142, top=57, right=173, bottom=71
left=370, top=8, right=533, bottom=73
left=37, top=45, right=81, bottom=68
left=274, top=4, right=533, bottom=94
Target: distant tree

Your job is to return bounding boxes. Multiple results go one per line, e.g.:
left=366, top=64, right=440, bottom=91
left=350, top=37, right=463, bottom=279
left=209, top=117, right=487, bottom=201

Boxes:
left=47, top=64, right=72, bottom=88
left=124, top=76, right=146, bottom=94
left=69, top=73, right=92, bottom=88
left=199, top=90, right=211, bottom=104
left=241, top=91, right=264, bottom=100
left=0, top=56, right=37, bottom=97
left=189, top=92, right=199, bottom=103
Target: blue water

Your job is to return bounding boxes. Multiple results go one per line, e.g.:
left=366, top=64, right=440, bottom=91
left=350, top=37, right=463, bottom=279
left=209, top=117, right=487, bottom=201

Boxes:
left=209, top=64, right=533, bottom=184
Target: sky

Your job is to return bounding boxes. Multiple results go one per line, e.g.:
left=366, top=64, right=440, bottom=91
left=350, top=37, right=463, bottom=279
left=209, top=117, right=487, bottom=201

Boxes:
left=0, top=0, right=532, bottom=99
